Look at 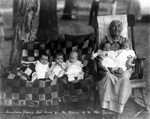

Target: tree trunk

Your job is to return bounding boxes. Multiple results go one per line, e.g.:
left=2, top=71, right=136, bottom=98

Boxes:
left=36, top=0, right=59, bottom=42
left=12, top=0, right=20, bottom=28
left=9, top=0, right=38, bottom=70
left=61, top=0, right=75, bottom=20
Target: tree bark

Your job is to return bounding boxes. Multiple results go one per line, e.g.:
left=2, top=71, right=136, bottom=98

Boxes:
left=36, top=0, right=59, bottom=42
left=9, top=0, right=38, bottom=70
left=12, top=0, right=20, bottom=28
left=61, top=0, right=75, bottom=20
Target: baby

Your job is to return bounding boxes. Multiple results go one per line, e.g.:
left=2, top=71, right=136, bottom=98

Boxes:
left=92, top=41, right=136, bottom=72
left=92, top=42, right=117, bottom=70
left=47, top=52, right=66, bottom=81
left=65, top=51, right=84, bottom=82
left=114, top=41, right=136, bottom=71
left=32, top=52, right=50, bottom=82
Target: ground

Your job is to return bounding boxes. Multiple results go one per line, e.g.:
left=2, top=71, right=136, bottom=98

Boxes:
left=0, top=0, right=150, bottom=119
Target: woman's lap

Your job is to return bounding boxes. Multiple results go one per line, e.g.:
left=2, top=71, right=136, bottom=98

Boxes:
left=97, top=69, right=132, bottom=113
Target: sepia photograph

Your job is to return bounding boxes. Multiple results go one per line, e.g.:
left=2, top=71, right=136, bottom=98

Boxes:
left=0, top=0, right=150, bottom=119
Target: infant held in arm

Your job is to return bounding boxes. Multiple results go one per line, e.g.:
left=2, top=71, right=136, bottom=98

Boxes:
left=92, top=41, right=136, bottom=72
left=99, top=50, right=117, bottom=68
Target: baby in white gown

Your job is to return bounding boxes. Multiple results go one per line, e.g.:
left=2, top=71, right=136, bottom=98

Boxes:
left=114, top=41, right=136, bottom=71
left=65, top=51, right=84, bottom=82
left=92, top=42, right=117, bottom=70
left=92, top=41, right=136, bottom=72
left=31, top=52, right=50, bottom=82
left=47, top=52, right=66, bottom=81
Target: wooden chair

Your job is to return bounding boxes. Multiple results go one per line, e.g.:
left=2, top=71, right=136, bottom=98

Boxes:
left=91, top=14, right=147, bottom=110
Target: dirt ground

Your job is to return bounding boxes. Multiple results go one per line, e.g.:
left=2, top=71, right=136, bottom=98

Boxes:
left=0, top=0, right=150, bottom=119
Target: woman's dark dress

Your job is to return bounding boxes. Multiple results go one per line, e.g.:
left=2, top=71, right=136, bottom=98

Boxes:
left=97, top=36, right=133, bottom=113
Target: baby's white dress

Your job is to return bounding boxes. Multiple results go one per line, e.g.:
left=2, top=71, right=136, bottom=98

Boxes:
left=48, top=62, right=66, bottom=80
left=65, top=60, right=83, bottom=82
left=35, top=60, right=49, bottom=79
left=115, top=49, right=136, bottom=71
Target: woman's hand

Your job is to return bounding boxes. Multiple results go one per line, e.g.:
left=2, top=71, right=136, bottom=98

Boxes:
left=126, top=57, right=135, bottom=69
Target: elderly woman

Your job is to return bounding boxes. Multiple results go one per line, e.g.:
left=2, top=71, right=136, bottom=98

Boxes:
left=97, top=20, right=133, bottom=119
